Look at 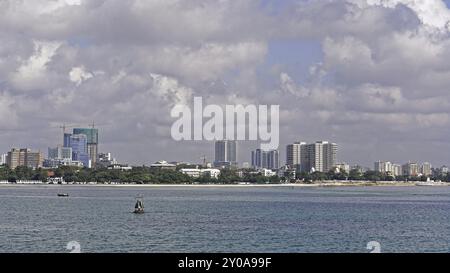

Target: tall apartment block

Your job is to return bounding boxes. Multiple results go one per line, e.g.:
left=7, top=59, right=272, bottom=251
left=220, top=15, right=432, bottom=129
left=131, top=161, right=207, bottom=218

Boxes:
left=286, top=142, right=306, bottom=169
left=286, top=141, right=337, bottom=173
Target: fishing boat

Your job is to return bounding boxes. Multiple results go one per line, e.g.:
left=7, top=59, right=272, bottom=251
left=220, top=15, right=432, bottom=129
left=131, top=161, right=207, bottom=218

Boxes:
left=57, top=193, right=69, bottom=197
left=134, top=196, right=144, bottom=214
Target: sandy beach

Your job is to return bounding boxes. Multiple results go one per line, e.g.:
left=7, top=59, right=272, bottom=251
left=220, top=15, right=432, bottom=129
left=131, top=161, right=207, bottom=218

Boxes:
left=0, top=181, right=448, bottom=187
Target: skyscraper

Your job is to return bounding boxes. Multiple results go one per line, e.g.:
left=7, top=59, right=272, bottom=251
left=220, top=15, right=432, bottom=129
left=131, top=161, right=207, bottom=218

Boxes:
left=73, top=128, right=98, bottom=166
left=214, top=140, right=237, bottom=167
left=70, top=134, right=90, bottom=167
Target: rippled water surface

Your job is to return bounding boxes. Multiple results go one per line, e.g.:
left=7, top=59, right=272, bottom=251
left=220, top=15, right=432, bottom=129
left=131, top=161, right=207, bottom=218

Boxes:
left=1, top=185, right=449, bottom=253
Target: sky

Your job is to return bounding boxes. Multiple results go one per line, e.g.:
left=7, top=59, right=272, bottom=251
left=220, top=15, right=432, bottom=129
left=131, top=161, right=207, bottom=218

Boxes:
left=2, top=0, right=450, bottom=168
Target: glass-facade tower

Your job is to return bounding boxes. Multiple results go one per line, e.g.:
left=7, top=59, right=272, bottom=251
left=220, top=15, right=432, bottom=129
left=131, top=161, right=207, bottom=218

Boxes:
left=73, top=128, right=98, bottom=166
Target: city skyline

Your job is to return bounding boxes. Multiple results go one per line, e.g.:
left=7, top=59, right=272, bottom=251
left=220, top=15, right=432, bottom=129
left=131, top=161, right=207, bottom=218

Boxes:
left=3, top=1, right=450, bottom=167
left=2, top=130, right=449, bottom=173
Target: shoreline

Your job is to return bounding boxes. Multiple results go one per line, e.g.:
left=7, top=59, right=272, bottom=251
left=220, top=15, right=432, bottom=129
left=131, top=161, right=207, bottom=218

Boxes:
left=0, top=181, right=448, bottom=188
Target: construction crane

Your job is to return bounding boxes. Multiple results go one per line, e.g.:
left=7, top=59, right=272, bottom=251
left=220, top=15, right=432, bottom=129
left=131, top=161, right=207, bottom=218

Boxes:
left=56, top=123, right=83, bottom=145
left=59, top=123, right=84, bottom=134
left=54, top=122, right=109, bottom=145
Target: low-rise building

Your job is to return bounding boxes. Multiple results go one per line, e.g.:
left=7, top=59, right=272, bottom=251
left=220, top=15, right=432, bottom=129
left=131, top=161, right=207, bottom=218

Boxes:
left=150, top=160, right=177, bottom=170
left=260, top=168, right=277, bottom=177
left=97, top=152, right=118, bottom=168
left=335, top=163, right=350, bottom=173
left=43, top=158, right=84, bottom=168
left=180, top=168, right=221, bottom=179
left=277, top=165, right=296, bottom=180
left=107, top=164, right=132, bottom=171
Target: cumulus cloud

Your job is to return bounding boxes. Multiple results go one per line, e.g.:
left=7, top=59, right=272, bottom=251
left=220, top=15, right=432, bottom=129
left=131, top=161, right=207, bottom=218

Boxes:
left=364, top=0, right=450, bottom=31
left=2, top=0, right=450, bottom=166
left=69, top=66, right=93, bottom=86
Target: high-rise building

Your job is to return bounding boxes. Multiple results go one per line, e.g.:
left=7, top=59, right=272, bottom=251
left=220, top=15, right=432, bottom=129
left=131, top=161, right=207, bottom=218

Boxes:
left=0, top=153, right=7, bottom=165
left=70, top=134, right=90, bottom=167
left=301, top=141, right=337, bottom=172
left=73, top=128, right=98, bottom=166
left=392, top=164, right=402, bottom=176
left=252, top=149, right=279, bottom=170
left=267, top=150, right=279, bottom=170
left=6, top=148, right=43, bottom=169
left=6, top=148, right=21, bottom=169
left=63, top=131, right=92, bottom=168
left=402, top=162, right=419, bottom=176
left=374, top=161, right=402, bottom=176
left=214, top=140, right=237, bottom=167
left=421, top=162, right=432, bottom=176
left=63, top=133, right=72, bottom=148
left=374, top=161, right=392, bottom=173
left=323, top=142, right=337, bottom=172
left=286, top=142, right=305, bottom=169
left=251, top=149, right=262, bottom=169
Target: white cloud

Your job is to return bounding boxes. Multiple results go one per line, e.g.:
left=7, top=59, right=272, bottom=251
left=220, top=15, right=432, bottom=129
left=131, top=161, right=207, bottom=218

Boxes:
left=69, top=66, right=93, bottom=86
left=149, top=73, right=193, bottom=106
left=364, top=0, right=450, bottom=31
left=11, top=40, right=61, bottom=91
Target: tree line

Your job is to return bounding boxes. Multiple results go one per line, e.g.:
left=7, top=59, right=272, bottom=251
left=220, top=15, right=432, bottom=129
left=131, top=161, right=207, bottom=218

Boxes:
left=1, top=165, right=449, bottom=184
left=0, top=165, right=281, bottom=184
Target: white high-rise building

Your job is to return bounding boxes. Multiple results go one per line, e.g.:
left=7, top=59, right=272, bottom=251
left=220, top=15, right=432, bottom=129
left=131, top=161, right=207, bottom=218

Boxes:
left=374, top=161, right=392, bottom=173
left=286, top=142, right=305, bottom=168
left=301, top=141, right=337, bottom=172
left=374, top=161, right=402, bottom=176
left=392, top=164, right=402, bottom=176
left=421, top=162, right=432, bottom=176
left=0, top=153, right=7, bottom=165
left=402, top=162, right=419, bottom=176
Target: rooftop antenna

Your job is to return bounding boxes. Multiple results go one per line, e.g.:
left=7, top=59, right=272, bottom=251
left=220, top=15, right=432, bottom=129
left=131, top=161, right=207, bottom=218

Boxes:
left=90, top=121, right=95, bottom=129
